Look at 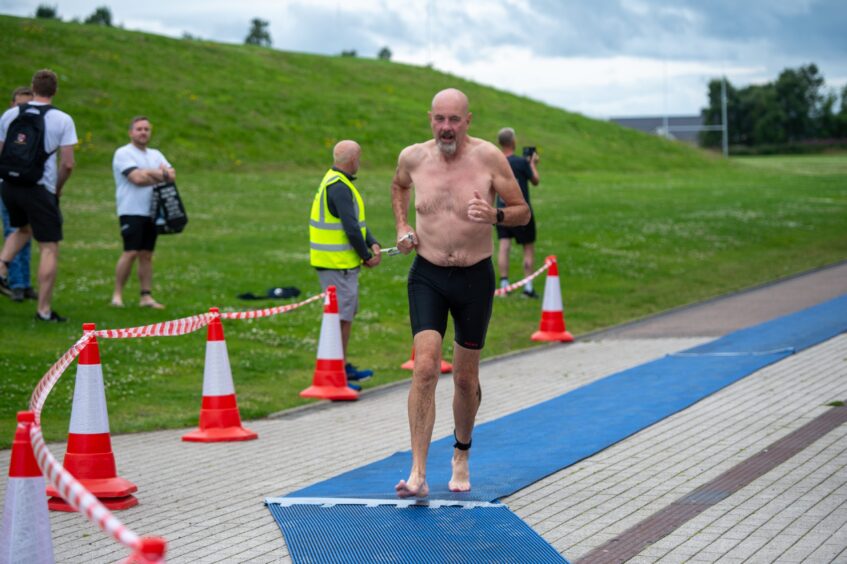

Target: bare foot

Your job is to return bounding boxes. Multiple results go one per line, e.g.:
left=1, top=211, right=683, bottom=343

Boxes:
left=110, top=297, right=124, bottom=307
left=448, top=451, right=471, bottom=492
left=395, top=476, right=429, bottom=498
left=139, top=298, right=165, bottom=309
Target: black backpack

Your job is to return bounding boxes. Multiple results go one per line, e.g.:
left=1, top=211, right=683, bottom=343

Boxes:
left=0, top=103, right=54, bottom=186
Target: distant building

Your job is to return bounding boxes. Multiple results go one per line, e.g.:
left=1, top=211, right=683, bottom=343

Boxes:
left=609, top=115, right=704, bottom=145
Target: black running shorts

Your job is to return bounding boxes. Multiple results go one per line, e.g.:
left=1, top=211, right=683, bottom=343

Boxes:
left=496, top=213, right=536, bottom=245
left=119, top=215, right=158, bottom=252
left=407, top=255, right=495, bottom=350
left=0, top=181, right=63, bottom=242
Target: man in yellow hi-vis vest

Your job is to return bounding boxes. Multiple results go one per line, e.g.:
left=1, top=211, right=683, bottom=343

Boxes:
left=310, top=140, right=381, bottom=387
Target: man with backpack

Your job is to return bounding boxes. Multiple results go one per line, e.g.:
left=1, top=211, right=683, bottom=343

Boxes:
left=0, top=69, right=77, bottom=322
left=0, top=86, right=37, bottom=303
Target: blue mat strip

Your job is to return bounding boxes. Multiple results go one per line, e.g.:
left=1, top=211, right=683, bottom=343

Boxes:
left=268, top=503, right=568, bottom=564
left=269, top=293, right=847, bottom=562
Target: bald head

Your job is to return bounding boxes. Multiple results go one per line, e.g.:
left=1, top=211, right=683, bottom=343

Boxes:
left=431, top=88, right=469, bottom=114
left=333, top=140, right=361, bottom=175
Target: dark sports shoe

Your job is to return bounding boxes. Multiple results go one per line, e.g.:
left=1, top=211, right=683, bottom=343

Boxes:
left=0, top=275, right=11, bottom=298
left=11, top=288, right=25, bottom=302
left=345, top=363, right=373, bottom=382
left=347, top=382, right=362, bottom=392
left=522, top=289, right=540, bottom=299
left=35, top=310, right=67, bottom=323
left=23, top=287, right=38, bottom=300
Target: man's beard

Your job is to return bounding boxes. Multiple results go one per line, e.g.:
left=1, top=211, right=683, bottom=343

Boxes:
left=436, top=139, right=457, bottom=155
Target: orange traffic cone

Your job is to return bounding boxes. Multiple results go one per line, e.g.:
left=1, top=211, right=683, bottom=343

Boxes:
left=300, top=286, right=358, bottom=401
left=400, top=347, right=453, bottom=373
left=0, top=411, right=54, bottom=563
left=531, top=256, right=574, bottom=342
left=183, top=308, right=258, bottom=442
left=122, top=536, right=167, bottom=564
left=47, top=324, right=138, bottom=511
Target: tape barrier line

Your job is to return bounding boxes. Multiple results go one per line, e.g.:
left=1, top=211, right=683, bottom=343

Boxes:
left=220, top=292, right=326, bottom=320
left=30, top=332, right=93, bottom=422
left=29, top=423, right=141, bottom=551
left=493, top=258, right=552, bottom=297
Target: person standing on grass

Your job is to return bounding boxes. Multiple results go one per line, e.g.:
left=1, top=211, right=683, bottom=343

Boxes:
left=309, top=140, right=382, bottom=390
left=111, top=116, right=174, bottom=309
left=0, top=69, right=77, bottom=322
left=391, top=88, right=530, bottom=497
left=495, top=127, right=540, bottom=298
left=0, top=86, right=37, bottom=303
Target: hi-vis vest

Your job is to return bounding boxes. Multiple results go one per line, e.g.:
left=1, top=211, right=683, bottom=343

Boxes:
left=309, top=168, right=367, bottom=269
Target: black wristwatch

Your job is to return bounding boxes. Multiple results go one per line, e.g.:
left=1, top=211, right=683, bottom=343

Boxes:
left=495, top=209, right=505, bottom=225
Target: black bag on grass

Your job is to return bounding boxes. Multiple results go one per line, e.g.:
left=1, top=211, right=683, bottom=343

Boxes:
left=151, top=182, right=188, bottom=234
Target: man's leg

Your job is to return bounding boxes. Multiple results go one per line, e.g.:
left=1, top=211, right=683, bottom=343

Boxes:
left=36, top=241, right=59, bottom=317
left=522, top=242, right=536, bottom=296
left=396, top=329, right=442, bottom=498
left=497, top=238, right=511, bottom=288
left=0, top=227, right=33, bottom=279
left=137, top=251, right=164, bottom=308
left=340, top=319, right=352, bottom=358
left=112, top=250, right=138, bottom=306
left=1, top=200, right=32, bottom=294
left=449, top=342, right=481, bottom=492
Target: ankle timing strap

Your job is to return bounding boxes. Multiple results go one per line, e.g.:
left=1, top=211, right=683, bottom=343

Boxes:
left=453, top=430, right=472, bottom=451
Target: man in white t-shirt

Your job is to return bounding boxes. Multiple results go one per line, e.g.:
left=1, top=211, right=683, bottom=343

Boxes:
left=0, top=69, right=77, bottom=322
left=111, top=116, right=174, bottom=309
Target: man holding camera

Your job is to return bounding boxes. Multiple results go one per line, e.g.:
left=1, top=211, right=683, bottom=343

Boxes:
left=495, top=127, right=540, bottom=297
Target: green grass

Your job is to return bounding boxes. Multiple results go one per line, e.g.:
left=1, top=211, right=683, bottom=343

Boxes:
left=1, top=16, right=846, bottom=448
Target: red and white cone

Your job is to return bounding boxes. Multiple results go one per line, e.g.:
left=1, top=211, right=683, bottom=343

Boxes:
left=183, top=308, right=257, bottom=442
left=47, top=324, right=138, bottom=511
left=531, top=256, right=574, bottom=342
left=300, top=286, right=358, bottom=401
left=0, top=411, right=54, bottom=564
left=122, top=536, right=167, bottom=564
left=400, top=347, right=453, bottom=373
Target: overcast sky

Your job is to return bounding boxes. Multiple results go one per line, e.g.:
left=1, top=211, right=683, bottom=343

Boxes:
left=2, top=0, right=845, bottom=118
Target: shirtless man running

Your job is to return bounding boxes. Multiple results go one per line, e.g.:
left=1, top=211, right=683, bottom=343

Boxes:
left=391, top=88, right=530, bottom=498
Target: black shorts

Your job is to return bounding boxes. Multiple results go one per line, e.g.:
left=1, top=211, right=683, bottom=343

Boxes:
left=496, top=213, right=536, bottom=245
left=408, top=255, right=495, bottom=350
left=119, top=215, right=158, bottom=251
left=0, top=181, right=63, bottom=242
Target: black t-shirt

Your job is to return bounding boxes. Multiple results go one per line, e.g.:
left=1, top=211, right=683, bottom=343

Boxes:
left=497, top=154, right=533, bottom=208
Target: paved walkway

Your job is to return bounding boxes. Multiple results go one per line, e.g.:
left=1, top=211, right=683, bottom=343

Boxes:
left=2, top=261, right=846, bottom=563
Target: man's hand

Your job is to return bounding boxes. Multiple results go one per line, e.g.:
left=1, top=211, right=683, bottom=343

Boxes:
left=467, top=190, right=495, bottom=224
left=530, top=152, right=540, bottom=165
left=396, top=229, right=418, bottom=255
left=364, top=244, right=382, bottom=267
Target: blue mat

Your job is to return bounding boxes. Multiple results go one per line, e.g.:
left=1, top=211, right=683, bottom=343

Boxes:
left=268, top=503, right=565, bottom=564
left=268, top=293, right=847, bottom=562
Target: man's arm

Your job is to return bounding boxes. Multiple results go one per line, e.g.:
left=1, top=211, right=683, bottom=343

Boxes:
left=469, top=148, right=529, bottom=226
left=528, top=153, right=539, bottom=186
left=391, top=146, right=418, bottom=254
left=55, top=145, right=75, bottom=197
left=126, top=166, right=171, bottom=186
left=326, top=182, right=373, bottom=262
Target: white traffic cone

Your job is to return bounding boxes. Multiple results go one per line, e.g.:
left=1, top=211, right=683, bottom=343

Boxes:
left=183, top=308, right=257, bottom=442
left=0, top=411, right=55, bottom=564
left=531, top=255, right=574, bottom=342
left=46, top=324, right=138, bottom=511
left=300, top=286, right=358, bottom=401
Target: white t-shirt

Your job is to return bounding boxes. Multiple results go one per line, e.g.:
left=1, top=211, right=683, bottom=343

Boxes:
left=0, top=101, right=78, bottom=194
left=112, top=143, right=171, bottom=217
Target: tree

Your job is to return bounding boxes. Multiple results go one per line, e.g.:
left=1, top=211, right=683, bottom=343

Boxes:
left=340, top=49, right=357, bottom=57
left=378, top=46, right=392, bottom=61
left=35, top=4, right=59, bottom=19
left=245, top=18, right=271, bottom=47
left=775, top=64, right=825, bottom=141
left=84, top=6, right=112, bottom=26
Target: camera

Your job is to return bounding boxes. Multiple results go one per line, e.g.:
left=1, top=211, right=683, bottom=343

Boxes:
left=522, top=146, right=537, bottom=158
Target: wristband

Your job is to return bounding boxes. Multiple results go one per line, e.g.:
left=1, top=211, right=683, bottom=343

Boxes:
left=495, top=209, right=504, bottom=225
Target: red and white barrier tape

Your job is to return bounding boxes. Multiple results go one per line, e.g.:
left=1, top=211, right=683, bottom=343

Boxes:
left=493, top=258, right=552, bottom=296
left=220, top=292, right=326, bottom=320
left=95, top=312, right=215, bottom=340
left=29, top=332, right=93, bottom=422
left=29, top=423, right=141, bottom=550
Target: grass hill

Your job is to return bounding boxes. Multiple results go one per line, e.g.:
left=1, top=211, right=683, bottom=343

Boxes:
left=1, top=15, right=845, bottom=448
left=1, top=15, right=714, bottom=173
